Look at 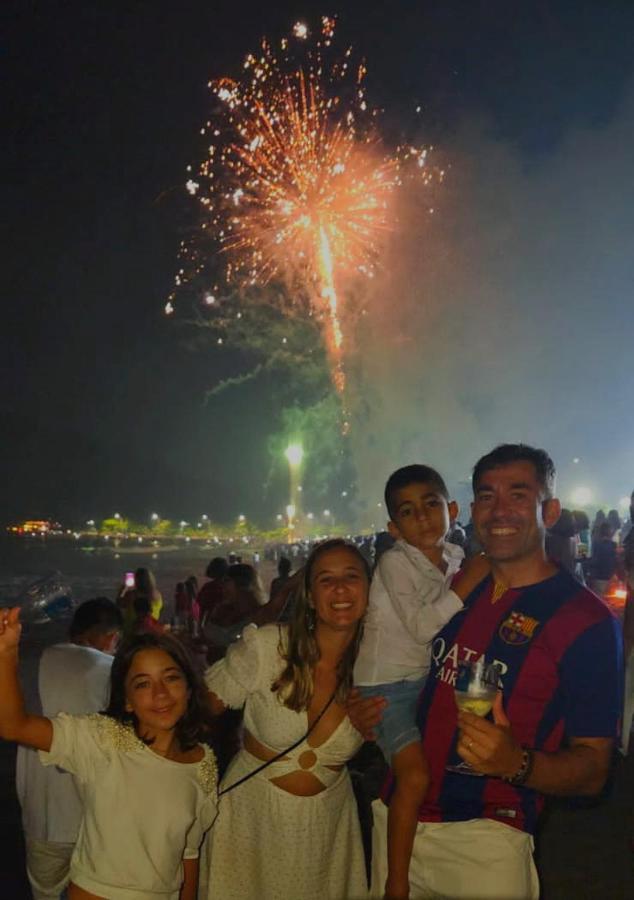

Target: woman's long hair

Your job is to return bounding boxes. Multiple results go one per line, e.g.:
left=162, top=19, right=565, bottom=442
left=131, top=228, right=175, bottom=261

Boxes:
left=104, top=632, right=211, bottom=750
left=273, top=539, right=370, bottom=712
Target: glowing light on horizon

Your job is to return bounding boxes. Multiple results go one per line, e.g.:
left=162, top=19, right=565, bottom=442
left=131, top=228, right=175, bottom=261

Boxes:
left=570, top=486, right=593, bottom=506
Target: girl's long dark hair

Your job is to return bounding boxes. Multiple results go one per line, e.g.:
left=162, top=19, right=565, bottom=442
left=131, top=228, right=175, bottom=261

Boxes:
left=104, top=632, right=211, bottom=750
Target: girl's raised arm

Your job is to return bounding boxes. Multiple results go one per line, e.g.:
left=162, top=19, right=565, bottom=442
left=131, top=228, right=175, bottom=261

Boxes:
left=0, top=608, right=53, bottom=751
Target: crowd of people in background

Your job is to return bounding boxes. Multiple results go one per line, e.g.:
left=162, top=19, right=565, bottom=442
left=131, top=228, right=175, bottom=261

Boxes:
left=1, top=449, right=632, bottom=900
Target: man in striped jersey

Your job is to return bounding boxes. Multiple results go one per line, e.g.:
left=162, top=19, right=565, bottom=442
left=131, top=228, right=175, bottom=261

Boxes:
left=355, top=444, right=623, bottom=899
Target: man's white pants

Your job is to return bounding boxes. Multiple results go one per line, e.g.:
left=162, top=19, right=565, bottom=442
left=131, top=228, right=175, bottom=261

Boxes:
left=25, top=838, right=74, bottom=900
left=370, top=799, right=540, bottom=900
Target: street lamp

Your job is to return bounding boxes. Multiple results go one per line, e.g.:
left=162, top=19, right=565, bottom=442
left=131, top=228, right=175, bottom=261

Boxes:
left=285, top=444, right=303, bottom=467
left=286, top=504, right=296, bottom=536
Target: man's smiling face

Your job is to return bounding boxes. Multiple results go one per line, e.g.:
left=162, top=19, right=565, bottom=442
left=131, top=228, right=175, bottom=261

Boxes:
left=472, top=460, right=560, bottom=565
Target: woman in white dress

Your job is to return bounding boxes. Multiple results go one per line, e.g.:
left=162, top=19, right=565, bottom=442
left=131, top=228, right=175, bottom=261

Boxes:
left=202, top=538, right=370, bottom=900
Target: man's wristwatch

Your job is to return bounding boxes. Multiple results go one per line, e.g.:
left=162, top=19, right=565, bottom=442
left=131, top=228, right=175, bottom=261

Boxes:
left=503, top=747, right=534, bottom=786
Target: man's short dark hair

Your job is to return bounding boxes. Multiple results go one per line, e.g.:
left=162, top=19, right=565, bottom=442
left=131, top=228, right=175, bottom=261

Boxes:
left=69, top=598, right=123, bottom=641
left=472, top=444, right=556, bottom=499
left=384, top=465, right=449, bottom=520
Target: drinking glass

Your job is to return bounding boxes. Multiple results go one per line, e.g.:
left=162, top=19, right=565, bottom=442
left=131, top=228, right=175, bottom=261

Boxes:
left=446, top=658, right=500, bottom=775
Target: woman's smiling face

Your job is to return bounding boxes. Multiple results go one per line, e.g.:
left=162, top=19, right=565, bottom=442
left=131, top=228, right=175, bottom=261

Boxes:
left=124, top=648, right=190, bottom=738
left=309, top=545, right=369, bottom=633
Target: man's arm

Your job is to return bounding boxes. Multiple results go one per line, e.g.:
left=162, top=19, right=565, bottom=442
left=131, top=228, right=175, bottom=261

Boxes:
left=457, top=693, right=612, bottom=796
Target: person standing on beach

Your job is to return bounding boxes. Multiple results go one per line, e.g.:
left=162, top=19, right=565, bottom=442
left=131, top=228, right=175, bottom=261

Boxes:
left=16, top=598, right=122, bottom=900
left=350, top=444, right=622, bottom=899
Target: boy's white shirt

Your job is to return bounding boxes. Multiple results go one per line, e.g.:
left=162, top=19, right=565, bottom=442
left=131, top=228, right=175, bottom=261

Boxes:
left=354, top=539, right=464, bottom=685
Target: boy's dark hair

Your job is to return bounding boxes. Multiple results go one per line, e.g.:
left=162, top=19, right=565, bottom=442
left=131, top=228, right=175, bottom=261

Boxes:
left=384, top=465, right=449, bottom=520
left=472, top=444, right=556, bottom=499
left=69, top=598, right=122, bottom=641
left=104, top=632, right=212, bottom=750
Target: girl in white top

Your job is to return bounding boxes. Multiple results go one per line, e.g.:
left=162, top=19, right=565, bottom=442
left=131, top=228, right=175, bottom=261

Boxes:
left=201, top=538, right=371, bottom=900
left=0, top=614, right=217, bottom=900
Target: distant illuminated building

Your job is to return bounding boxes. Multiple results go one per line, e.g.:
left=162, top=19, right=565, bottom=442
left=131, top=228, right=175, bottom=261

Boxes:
left=7, top=519, right=60, bottom=536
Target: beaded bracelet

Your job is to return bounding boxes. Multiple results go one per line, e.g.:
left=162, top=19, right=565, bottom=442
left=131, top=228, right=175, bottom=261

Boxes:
left=503, top=747, right=534, bottom=786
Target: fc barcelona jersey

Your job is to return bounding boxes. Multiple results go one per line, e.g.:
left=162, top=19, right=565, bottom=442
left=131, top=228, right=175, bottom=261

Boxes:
left=382, top=568, right=623, bottom=834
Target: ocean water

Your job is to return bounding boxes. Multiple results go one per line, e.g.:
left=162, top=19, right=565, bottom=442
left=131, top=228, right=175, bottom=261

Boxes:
left=0, top=535, right=273, bottom=609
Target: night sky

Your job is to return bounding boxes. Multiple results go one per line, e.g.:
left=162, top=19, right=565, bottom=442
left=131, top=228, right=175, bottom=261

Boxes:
left=3, top=1, right=633, bottom=526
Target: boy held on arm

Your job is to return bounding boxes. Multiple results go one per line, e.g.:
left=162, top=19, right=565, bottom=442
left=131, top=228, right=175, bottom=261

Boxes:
left=354, top=465, right=490, bottom=900
left=351, top=445, right=622, bottom=900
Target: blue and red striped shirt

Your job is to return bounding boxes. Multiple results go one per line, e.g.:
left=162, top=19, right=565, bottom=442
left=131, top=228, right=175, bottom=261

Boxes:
left=382, top=567, right=623, bottom=833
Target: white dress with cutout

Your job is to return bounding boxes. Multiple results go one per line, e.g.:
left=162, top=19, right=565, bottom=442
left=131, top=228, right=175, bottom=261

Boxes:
left=201, top=624, right=368, bottom=900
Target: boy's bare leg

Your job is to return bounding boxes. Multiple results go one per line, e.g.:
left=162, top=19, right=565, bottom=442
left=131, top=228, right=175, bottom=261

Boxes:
left=385, top=741, right=429, bottom=900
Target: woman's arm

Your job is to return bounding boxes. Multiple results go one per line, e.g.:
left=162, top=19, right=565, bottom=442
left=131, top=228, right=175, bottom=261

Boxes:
left=0, top=608, right=53, bottom=750
left=179, top=857, right=199, bottom=900
left=115, top=584, right=130, bottom=606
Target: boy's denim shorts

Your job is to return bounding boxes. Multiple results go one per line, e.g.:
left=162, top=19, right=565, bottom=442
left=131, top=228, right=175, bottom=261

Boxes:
left=357, top=676, right=426, bottom=762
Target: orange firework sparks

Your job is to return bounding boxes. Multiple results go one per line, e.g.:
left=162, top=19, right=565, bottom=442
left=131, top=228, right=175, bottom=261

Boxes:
left=174, top=16, right=436, bottom=401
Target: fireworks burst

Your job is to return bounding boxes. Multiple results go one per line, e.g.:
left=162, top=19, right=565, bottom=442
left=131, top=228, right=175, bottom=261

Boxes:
left=172, top=16, right=439, bottom=412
